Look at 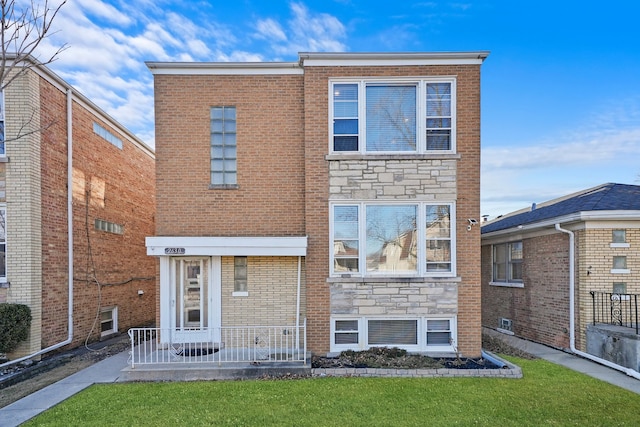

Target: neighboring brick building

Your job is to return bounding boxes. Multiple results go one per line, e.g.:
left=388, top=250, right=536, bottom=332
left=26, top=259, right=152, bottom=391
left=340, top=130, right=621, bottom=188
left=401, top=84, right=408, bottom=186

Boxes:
left=481, top=183, right=640, bottom=365
left=146, top=51, right=488, bottom=357
left=0, top=58, right=155, bottom=360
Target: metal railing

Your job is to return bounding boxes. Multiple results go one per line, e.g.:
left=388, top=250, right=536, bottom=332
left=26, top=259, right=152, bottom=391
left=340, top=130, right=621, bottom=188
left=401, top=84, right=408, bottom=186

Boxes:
left=590, top=291, right=639, bottom=335
left=128, top=321, right=307, bottom=368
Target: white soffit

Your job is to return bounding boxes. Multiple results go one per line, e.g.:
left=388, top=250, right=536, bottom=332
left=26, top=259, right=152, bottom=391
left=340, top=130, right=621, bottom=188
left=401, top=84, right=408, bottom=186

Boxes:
left=299, top=51, right=490, bottom=66
left=146, top=236, right=308, bottom=256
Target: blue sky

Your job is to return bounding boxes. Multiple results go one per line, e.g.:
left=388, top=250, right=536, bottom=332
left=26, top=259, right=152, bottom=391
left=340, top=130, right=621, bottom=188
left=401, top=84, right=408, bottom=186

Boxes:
left=35, top=0, right=640, bottom=218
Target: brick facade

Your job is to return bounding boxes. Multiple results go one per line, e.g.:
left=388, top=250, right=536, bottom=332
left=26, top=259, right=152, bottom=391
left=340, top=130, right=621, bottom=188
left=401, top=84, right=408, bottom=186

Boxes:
left=482, top=221, right=640, bottom=352
left=150, top=52, right=486, bottom=357
left=1, top=63, right=155, bottom=358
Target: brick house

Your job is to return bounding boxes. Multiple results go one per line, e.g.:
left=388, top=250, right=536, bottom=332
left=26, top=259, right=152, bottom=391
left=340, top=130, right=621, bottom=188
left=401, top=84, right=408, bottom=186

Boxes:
left=481, top=183, right=640, bottom=370
left=0, top=57, right=156, bottom=361
left=145, top=51, right=488, bottom=360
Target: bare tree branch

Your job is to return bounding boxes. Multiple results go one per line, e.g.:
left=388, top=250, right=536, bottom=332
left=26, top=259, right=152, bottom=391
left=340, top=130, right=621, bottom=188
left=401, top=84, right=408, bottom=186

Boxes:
left=1, top=0, right=68, bottom=91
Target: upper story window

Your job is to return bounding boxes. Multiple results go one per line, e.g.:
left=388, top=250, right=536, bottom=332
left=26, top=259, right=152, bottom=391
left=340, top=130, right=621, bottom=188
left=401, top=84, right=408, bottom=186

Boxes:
left=210, top=106, right=237, bottom=187
left=93, top=122, right=123, bottom=149
left=331, top=202, right=454, bottom=277
left=0, top=90, right=5, bottom=155
left=331, top=78, right=455, bottom=154
left=492, top=241, right=523, bottom=284
left=612, top=230, right=626, bottom=243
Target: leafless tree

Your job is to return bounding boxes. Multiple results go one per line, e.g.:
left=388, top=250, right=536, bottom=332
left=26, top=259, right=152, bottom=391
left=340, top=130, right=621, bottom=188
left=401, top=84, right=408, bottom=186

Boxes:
left=1, top=0, right=67, bottom=90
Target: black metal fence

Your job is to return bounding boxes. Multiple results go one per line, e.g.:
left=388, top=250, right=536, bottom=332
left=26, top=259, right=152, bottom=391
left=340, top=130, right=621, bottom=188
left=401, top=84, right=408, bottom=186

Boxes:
left=590, top=291, right=639, bottom=335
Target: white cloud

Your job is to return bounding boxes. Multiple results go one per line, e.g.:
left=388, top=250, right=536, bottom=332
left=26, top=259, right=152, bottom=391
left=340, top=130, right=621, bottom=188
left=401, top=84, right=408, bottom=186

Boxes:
left=255, top=18, right=288, bottom=42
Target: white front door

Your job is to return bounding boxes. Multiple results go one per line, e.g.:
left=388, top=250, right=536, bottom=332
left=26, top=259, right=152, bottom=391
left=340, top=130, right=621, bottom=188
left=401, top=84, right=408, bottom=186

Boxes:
left=169, top=257, right=221, bottom=343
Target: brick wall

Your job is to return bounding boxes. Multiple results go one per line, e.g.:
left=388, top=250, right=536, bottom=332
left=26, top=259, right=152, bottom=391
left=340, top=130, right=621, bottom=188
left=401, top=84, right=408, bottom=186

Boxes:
left=221, top=256, right=306, bottom=326
left=153, top=74, right=306, bottom=237
left=303, top=64, right=482, bottom=356
left=481, top=233, right=571, bottom=350
left=4, top=68, right=156, bottom=356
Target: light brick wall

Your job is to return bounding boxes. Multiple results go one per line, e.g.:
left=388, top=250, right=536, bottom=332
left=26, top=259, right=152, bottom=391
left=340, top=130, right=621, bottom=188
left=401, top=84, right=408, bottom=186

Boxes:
left=4, top=69, right=43, bottom=356
left=221, top=256, right=306, bottom=326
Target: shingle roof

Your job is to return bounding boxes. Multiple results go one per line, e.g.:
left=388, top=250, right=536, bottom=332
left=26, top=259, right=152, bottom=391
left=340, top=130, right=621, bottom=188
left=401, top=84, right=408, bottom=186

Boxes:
left=481, top=183, right=640, bottom=234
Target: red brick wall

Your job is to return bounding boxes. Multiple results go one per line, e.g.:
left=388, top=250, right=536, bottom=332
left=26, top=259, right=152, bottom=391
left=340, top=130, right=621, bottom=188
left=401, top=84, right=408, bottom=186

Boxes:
left=153, top=74, right=306, bottom=237
left=40, top=78, right=156, bottom=348
left=481, top=233, right=571, bottom=349
left=302, top=65, right=482, bottom=356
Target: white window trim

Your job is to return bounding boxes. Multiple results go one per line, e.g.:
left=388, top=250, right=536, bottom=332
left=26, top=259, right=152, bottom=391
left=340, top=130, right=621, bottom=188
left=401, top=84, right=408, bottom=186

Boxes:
left=100, top=306, right=118, bottom=337
left=610, top=243, right=630, bottom=248
left=611, top=269, right=631, bottom=274
left=491, top=241, right=523, bottom=285
left=330, top=201, right=456, bottom=278
left=330, top=316, right=457, bottom=353
left=329, top=77, right=457, bottom=155
left=0, top=89, right=5, bottom=157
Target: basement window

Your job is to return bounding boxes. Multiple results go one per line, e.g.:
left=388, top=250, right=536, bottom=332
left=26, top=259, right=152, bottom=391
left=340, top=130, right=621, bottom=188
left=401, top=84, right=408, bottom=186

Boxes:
left=95, top=219, right=124, bottom=235
left=101, top=306, right=118, bottom=337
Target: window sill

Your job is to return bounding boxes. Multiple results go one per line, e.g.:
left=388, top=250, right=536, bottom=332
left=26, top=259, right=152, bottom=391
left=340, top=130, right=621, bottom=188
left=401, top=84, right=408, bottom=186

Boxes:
left=325, top=153, right=461, bottom=161
left=611, top=269, right=631, bottom=274
left=0, top=281, right=9, bottom=288
left=209, top=184, right=239, bottom=190
left=232, top=291, right=249, bottom=297
left=0, top=156, right=8, bottom=163
left=489, top=281, right=524, bottom=289
left=328, top=276, right=461, bottom=284
left=610, top=243, right=630, bottom=248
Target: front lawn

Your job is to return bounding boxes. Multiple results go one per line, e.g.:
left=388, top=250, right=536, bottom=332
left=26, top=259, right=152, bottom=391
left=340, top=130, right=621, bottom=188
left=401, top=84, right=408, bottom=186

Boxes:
left=26, top=357, right=640, bottom=426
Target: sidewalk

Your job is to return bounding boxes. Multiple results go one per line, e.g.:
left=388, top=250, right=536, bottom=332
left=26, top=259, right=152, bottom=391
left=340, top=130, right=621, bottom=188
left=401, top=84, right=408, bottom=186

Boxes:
left=1, top=334, right=639, bottom=426
left=0, top=350, right=129, bottom=427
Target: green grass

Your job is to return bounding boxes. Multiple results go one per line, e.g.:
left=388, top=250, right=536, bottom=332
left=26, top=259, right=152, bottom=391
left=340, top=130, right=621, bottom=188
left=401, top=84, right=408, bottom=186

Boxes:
left=25, top=357, right=640, bottom=426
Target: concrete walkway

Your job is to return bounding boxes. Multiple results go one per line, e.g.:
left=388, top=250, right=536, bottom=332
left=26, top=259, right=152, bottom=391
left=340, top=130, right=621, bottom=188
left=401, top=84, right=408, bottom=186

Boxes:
left=1, top=334, right=639, bottom=426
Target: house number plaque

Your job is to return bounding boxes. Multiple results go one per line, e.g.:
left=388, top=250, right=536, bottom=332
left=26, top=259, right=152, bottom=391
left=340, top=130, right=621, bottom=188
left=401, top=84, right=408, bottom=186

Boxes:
left=165, top=247, right=186, bottom=255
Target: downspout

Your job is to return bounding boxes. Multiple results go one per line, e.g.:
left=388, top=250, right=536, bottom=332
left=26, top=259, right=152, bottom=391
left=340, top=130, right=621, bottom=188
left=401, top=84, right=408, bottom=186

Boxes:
left=0, top=89, right=74, bottom=368
left=295, top=255, right=301, bottom=350
left=555, top=223, right=640, bottom=379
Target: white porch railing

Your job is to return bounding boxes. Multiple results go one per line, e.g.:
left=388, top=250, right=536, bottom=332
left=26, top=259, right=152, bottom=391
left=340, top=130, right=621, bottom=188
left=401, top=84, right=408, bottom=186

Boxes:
left=127, top=320, right=307, bottom=368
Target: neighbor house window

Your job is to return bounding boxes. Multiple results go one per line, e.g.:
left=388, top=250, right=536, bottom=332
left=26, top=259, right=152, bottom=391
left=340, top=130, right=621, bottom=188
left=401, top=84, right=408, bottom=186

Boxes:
left=612, top=256, right=629, bottom=273
left=331, top=79, right=455, bottom=153
left=101, top=306, right=118, bottom=337
left=0, top=206, right=5, bottom=282
left=613, top=282, right=627, bottom=294
left=233, top=256, right=247, bottom=294
left=492, top=241, right=523, bottom=283
left=331, top=316, right=456, bottom=353
left=93, top=122, right=123, bottom=149
left=331, top=203, right=454, bottom=277
left=612, top=230, right=626, bottom=243
left=210, top=106, right=237, bottom=186
left=94, top=219, right=124, bottom=235
left=0, top=90, right=5, bottom=155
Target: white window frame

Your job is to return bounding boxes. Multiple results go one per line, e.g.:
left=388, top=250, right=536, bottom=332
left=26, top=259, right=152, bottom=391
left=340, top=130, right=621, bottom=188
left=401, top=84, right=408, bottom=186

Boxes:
left=330, top=316, right=457, bottom=353
left=330, top=201, right=456, bottom=278
left=490, top=241, right=523, bottom=287
left=100, top=306, right=118, bottom=337
left=329, top=77, right=457, bottom=154
left=0, top=205, right=5, bottom=283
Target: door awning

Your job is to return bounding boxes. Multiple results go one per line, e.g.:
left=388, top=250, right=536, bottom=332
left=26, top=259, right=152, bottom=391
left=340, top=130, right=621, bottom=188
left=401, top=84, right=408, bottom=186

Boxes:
left=146, top=236, right=307, bottom=256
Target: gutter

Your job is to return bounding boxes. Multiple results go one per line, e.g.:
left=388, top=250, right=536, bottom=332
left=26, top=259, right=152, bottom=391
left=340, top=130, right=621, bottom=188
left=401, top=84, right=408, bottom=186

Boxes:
left=0, top=89, right=75, bottom=368
left=555, top=223, right=640, bottom=380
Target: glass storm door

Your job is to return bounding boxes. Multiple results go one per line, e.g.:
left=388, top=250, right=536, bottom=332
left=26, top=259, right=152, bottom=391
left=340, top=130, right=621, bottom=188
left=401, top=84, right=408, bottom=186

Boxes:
left=172, top=258, right=211, bottom=342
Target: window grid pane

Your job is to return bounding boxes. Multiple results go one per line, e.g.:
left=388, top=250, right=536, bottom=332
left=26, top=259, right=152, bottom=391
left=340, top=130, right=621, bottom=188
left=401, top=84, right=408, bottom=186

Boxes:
left=210, top=106, right=237, bottom=185
left=366, top=85, right=417, bottom=152
left=426, top=83, right=452, bottom=151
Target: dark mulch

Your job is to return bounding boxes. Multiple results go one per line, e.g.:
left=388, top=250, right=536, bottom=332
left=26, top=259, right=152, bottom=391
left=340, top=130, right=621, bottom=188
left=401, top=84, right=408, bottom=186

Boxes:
left=312, top=346, right=500, bottom=370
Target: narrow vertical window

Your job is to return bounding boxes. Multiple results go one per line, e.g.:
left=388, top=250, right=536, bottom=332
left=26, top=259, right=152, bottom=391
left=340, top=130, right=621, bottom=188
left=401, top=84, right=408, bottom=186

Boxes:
left=333, top=84, right=358, bottom=151
left=425, top=205, right=451, bottom=272
left=333, top=205, right=359, bottom=273
left=426, top=83, right=452, bottom=150
left=234, top=256, right=247, bottom=293
left=210, top=106, right=237, bottom=186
